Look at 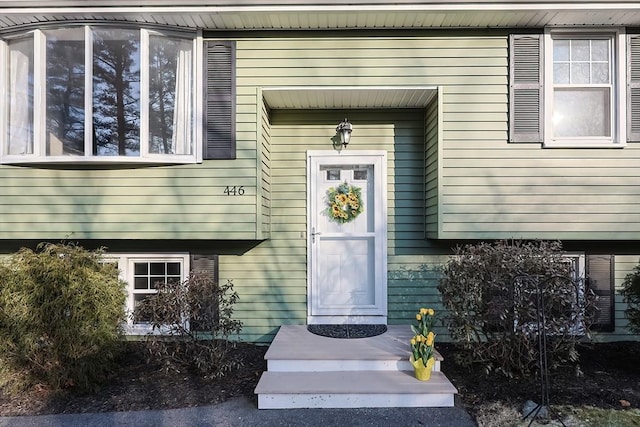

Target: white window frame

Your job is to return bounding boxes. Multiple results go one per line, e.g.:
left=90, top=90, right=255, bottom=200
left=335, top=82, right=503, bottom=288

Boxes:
left=562, top=253, right=587, bottom=335
left=0, top=25, right=202, bottom=165
left=513, top=253, right=586, bottom=336
left=543, top=28, right=627, bottom=148
left=106, top=253, right=190, bottom=335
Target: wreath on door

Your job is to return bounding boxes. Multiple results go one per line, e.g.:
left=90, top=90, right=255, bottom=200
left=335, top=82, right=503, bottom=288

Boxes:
left=326, top=182, right=364, bottom=223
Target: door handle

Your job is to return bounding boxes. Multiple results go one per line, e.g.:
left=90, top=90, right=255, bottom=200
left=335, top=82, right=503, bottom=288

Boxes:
left=311, top=227, right=322, bottom=243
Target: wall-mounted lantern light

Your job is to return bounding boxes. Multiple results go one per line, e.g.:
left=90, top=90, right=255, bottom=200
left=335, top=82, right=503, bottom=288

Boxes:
left=336, top=118, right=353, bottom=147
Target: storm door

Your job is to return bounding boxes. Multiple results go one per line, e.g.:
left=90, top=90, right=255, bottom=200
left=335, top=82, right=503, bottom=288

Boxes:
left=307, top=151, right=387, bottom=324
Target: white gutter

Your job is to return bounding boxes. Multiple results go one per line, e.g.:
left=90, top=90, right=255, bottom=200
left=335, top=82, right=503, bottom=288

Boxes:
left=1, top=3, right=640, bottom=14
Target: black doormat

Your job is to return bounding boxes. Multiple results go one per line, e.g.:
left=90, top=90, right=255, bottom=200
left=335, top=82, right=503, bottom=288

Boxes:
left=307, top=324, right=388, bottom=339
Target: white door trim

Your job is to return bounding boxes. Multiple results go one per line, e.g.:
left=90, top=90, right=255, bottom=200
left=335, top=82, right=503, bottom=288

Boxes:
left=306, top=150, right=388, bottom=325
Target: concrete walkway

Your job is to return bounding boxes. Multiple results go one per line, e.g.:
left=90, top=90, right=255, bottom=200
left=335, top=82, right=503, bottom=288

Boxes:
left=0, top=396, right=476, bottom=427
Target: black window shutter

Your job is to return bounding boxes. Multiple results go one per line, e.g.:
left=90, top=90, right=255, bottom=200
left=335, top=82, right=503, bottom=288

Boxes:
left=586, top=255, right=615, bottom=332
left=204, top=41, right=236, bottom=159
left=191, top=254, right=219, bottom=283
left=190, top=254, right=220, bottom=331
left=628, top=35, right=640, bottom=142
left=509, top=34, right=543, bottom=143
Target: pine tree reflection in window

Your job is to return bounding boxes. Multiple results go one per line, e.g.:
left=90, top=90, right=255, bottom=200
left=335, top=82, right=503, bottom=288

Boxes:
left=45, top=28, right=85, bottom=155
left=92, top=28, right=140, bottom=156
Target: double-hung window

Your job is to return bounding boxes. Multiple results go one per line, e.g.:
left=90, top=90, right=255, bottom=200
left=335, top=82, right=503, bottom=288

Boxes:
left=107, top=253, right=190, bottom=334
left=548, top=33, right=614, bottom=142
left=0, top=26, right=200, bottom=163
left=510, top=28, right=635, bottom=147
left=545, top=29, right=624, bottom=146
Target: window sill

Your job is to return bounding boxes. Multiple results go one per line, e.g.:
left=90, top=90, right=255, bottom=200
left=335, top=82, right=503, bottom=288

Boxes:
left=0, top=155, right=200, bottom=166
left=125, top=323, right=177, bottom=336
left=543, top=141, right=626, bottom=149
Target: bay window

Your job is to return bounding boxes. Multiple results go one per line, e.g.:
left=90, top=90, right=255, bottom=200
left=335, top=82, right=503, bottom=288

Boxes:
left=1, top=26, right=198, bottom=163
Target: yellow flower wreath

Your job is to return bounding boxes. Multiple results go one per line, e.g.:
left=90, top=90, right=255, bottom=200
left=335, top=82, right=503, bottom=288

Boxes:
left=326, top=183, right=364, bottom=224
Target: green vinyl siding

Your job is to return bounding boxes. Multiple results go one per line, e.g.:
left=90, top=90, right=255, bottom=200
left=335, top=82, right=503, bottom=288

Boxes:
left=257, top=88, right=272, bottom=239
left=221, top=33, right=640, bottom=341
left=0, top=160, right=262, bottom=239
left=425, top=89, right=441, bottom=238
left=4, top=29, right=640, bottom=341
left=223, top=108, right=452, bottom=342
left=439, top=143, right=640, bottom=239
left=235, top=36, right=505, bottom=88
left=434, top=34, right=640, bottom=240
left=218, top=33, right=516, bottom=341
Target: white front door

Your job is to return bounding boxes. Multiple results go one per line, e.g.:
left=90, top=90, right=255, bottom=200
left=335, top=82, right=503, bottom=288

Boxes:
left=307, top=151, right=387, bottom=324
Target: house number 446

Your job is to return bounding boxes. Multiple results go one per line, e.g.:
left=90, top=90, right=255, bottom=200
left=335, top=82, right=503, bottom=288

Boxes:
left=224, top=186, right=245, bottom=196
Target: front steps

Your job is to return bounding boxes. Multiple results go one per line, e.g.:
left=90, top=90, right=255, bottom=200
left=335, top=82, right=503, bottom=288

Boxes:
left=254, top=325, right=458, bottom=409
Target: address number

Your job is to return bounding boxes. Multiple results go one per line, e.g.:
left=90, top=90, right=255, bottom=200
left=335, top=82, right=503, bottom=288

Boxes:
left=224, top=186, right=245, bottom=196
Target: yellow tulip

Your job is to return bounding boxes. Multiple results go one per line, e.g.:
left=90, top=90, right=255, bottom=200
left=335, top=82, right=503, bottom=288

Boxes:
left=428, top=308, right=435, bottom=316
left=410, top=338, right=416, bottom=346
left=426, top=332, right=435, bottom=346
left=420, top=308, right=428, bottom=315
left=416, top=314, right=422, bottom=321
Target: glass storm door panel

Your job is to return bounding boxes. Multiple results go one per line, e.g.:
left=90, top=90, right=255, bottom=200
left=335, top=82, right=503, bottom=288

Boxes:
left=308, top=152, right=387, bottom=323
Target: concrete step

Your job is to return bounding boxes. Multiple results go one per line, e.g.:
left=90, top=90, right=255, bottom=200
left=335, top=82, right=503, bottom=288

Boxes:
left=255, top=325, right=457, bottom=409
left=255, top=370, right=457, bottom=409
left=264, top=324, right=442, bottom=372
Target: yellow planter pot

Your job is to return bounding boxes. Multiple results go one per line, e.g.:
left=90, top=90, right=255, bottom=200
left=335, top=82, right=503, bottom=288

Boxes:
left=410, top=355, right=435, bottom=381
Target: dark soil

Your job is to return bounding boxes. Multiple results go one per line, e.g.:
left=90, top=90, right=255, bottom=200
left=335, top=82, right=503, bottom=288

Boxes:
left=0, top=342, right=268, bottom=417
left=440, top=341, right=640, bottom=420
left=0, top=340, right=638, bottom=419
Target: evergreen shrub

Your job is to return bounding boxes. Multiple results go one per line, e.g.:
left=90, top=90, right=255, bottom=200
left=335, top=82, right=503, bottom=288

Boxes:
left=0, top=242, right=126, bottom=391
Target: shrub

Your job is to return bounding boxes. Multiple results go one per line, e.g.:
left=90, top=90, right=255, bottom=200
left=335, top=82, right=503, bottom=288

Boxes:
left=133, top=273, right=243, bottom=378
left=0, top=242, right=127, bottom=391
left=621, top=264, right=640, bottom=334
left=438, top=240, right=596, bottom=377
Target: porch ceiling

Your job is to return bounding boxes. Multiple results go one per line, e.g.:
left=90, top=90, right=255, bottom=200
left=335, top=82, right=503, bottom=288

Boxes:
left=1, top=1, right=640, bottom=31
left=261, top=87, right=437, bottom=110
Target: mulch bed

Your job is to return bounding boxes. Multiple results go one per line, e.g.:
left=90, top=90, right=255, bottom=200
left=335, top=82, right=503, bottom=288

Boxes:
left=438, top=341, right=640, bottom=419
left=1, top=340, right=638, bottom=419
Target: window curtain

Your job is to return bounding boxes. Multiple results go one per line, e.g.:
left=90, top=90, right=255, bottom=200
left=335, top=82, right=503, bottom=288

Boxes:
left=8, top=40, right=33, bottom=155
left=172, top=42, right=192, bottom=155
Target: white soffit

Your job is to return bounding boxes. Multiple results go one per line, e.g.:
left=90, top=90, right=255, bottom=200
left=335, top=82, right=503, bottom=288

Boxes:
left=2, top=3, right=640, bottom=30
left=261, top=87, right=437, bottom=110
